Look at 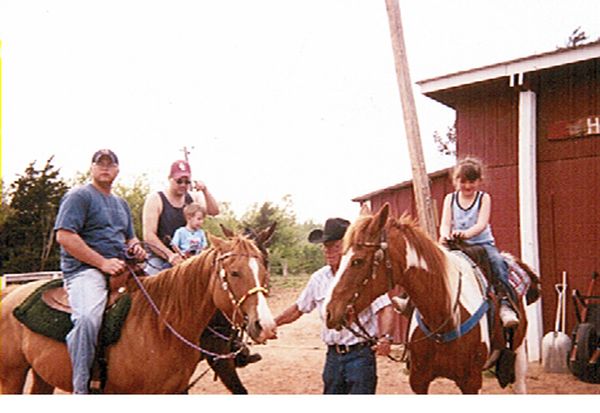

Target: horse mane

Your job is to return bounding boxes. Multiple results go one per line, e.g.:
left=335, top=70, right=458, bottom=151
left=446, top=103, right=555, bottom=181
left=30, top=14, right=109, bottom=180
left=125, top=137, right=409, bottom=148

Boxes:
left=392, top=215, right=455, bottom=318
left=128, top=248, right=217, bottom=330
left=343, top=215, right=373, bottom=253
left=393, top=214, right=447, bottom=277
left=129, top=235, right=263, bottom=323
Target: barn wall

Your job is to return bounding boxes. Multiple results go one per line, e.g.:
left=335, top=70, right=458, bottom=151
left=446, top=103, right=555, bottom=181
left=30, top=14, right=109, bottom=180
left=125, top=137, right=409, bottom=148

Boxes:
left=453, top=80, right=521, bottom=257
left=365, top=57, right=600, bottom=337
left=534, top=59, right=600, bottom=332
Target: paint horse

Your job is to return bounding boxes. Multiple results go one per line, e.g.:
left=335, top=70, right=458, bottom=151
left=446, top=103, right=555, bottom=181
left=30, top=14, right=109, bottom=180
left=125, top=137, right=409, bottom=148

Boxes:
left=324, top=204, right=541, bottom=394
left=0, top=230, right=277, bottom=394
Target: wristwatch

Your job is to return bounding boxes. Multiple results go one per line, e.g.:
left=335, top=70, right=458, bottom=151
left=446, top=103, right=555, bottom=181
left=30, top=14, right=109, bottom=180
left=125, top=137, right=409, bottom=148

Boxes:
left=380, top=333, right=393, bottom=342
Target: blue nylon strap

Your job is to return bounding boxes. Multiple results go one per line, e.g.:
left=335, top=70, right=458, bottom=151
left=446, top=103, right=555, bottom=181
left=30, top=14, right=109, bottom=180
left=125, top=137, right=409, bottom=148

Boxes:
left=415, top=299, right=490, bottom=343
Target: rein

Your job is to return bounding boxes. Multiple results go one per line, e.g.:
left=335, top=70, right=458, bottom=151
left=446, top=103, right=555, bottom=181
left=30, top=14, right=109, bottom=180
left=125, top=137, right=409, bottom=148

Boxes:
left=125, top=262, right=242, bottom=360
left=342, top=229, right=403, bottom=361
left=121, top=245, right=267, bottom=361
left=214, top=251, right=269, bottom=328
left=411, top=272, right=464, bottom=344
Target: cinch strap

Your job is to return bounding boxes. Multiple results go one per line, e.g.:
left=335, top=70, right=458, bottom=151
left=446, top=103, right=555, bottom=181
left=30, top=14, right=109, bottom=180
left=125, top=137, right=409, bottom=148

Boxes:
left=415, top=299, right=490, bottom=343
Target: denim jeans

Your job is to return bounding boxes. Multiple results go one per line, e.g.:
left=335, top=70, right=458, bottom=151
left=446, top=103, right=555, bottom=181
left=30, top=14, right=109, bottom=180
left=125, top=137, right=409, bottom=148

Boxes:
left=144, top=254, right=171, bottom=276
left=64, top=268, right=108, bottom=394
left=480, top=243, right=515, bottom=301
left=322, top=345, right=377, bottom=394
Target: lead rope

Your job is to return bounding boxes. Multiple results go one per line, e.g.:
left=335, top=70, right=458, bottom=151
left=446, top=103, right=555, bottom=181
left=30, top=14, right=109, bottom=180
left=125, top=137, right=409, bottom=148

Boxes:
left=125, top=262, right=243, bottom=361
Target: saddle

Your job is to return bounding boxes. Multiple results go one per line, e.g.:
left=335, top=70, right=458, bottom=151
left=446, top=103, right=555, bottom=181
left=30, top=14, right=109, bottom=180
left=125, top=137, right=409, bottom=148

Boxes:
left=42, top=285, right=126, bottom=314
left=40, top=265, right=145, bottom=314
left=13, top=278, right=133, bottom=345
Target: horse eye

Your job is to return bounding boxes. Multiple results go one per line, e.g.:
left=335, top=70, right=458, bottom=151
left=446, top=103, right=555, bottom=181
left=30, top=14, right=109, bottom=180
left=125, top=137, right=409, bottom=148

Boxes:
left=231, top=270, right=240, bottom=277
left=352, top=258, right=364, bottom=267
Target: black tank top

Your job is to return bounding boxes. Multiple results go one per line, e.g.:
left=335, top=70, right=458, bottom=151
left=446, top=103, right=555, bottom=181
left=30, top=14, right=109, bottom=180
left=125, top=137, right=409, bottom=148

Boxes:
left=157, top=191, right=193, bottom=245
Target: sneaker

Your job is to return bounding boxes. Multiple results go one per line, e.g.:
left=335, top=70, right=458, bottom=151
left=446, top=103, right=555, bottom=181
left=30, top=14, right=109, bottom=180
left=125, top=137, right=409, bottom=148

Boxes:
left=499, top=304, right=519, bottom=328
left=391, top=296, right=410, bottom=314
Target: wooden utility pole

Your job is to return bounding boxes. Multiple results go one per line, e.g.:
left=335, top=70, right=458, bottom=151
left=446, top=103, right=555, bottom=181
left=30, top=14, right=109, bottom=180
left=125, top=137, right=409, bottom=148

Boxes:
left=180, top=146, right=193, bottom=163
left=385, top=0, right=437, bottom=239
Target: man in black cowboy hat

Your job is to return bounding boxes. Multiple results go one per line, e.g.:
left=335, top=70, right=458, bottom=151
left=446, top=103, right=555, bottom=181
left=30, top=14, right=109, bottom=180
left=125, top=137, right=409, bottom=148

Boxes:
left=275, top=217, right=395, bottom=394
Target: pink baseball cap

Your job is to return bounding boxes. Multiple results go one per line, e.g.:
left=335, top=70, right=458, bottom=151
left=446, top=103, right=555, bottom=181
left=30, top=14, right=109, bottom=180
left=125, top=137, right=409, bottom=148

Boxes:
left=169, top=160, right=191, bottom=180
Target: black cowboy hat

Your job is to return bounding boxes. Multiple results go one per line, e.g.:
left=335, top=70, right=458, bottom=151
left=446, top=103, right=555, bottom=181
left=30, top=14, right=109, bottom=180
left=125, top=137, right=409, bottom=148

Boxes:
left=308, top=218, right=350, bottom=244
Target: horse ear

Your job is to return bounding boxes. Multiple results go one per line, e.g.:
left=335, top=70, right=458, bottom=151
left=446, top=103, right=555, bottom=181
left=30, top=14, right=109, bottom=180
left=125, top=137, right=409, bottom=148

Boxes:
left=219, top=224, right=235, bottom=239
left=257, top=222, right=277, bottom=248
left=370, top=203, right=390, bottom=233
left=359, top=203, right=371, bottom=216
left=207, top=232, right=228, bottom=251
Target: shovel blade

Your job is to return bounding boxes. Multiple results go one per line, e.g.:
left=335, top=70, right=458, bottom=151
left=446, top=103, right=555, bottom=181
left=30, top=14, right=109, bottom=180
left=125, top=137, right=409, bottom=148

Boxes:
left=542, top=332, right=572, bottom=373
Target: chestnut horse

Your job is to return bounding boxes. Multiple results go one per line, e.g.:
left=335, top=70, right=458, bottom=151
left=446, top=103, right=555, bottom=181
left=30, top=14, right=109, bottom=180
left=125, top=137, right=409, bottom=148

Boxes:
left=0, top=231, right=277, bottom=394
left=324, top=203, right=540, bottom=394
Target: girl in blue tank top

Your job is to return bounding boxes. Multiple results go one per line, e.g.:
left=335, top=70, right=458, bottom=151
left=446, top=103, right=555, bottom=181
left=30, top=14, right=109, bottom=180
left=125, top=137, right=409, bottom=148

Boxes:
left=439, top=157, right=519, bottom=328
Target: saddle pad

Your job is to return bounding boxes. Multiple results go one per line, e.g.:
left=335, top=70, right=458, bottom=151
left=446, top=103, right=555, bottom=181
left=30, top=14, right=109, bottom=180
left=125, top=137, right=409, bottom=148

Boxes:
left=13, top=279, right=132, bottom=345
left=503, top=255, right=531, bottom=299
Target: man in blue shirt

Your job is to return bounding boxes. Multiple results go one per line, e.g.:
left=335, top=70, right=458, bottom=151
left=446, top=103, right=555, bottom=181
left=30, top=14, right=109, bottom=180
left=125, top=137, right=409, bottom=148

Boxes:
left=54, top=149, right=146, bottom=394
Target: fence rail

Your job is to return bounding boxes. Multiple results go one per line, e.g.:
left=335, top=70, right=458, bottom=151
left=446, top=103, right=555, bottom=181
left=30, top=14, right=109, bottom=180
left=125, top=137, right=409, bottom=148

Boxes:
left=1, top=271, right=62, bottom=288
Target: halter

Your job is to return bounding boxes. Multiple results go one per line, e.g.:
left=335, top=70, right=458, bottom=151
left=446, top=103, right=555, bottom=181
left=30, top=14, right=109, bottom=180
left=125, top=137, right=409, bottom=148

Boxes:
left=215, top=251, right=269, bottom=329
left=121, top=244, right=267, bottom=361
left=341, top=229, right=396, bottom=345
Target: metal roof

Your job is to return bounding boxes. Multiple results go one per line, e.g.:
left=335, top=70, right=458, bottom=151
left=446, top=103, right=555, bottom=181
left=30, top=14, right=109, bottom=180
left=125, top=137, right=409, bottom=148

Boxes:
left=417, top=40, right=600, bottom=96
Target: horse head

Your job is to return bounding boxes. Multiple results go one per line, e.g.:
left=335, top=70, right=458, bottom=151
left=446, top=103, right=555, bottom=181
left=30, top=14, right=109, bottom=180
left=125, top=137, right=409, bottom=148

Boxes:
left=208, top=231, right=277, bottom=344
left=324, top=203, right=392, bottom=330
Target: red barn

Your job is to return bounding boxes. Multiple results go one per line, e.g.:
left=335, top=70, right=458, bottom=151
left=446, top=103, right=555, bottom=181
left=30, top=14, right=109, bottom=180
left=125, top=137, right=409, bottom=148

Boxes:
left=356, top=41, right=600, bottom=360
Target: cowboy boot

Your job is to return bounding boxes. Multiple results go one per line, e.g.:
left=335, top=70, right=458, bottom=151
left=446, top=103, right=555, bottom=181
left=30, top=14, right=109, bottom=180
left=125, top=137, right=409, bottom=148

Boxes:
left=495, top=284, right=519, bottom=328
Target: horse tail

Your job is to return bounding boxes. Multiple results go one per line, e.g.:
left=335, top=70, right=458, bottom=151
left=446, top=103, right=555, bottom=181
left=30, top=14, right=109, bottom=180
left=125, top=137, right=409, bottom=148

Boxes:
left=517, top=259, right=541, bottom=305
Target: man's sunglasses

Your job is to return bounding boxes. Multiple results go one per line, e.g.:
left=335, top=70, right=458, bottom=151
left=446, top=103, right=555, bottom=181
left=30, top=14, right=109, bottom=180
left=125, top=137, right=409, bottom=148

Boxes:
left=175, top=178, right=191, bottom=185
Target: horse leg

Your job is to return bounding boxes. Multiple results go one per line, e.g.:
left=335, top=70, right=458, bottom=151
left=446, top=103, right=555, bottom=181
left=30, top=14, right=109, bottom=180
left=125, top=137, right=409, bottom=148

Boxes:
left=199, top=319, right=248, bottom=394
left=206, top=357, right=248, bottom=394
left=512, top=342, right=528, bottom=394
left=408, top=370, right=433, bottom=394
left=30, top=370, right=55, bottom=394
left=0, top=367, right=29, bottom=394
left=456, top=375, right=482, bottom=394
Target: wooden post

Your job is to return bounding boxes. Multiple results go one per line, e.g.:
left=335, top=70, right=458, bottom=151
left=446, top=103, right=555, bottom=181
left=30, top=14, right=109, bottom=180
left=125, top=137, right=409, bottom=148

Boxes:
left=384, top=0, right=437, bottom=239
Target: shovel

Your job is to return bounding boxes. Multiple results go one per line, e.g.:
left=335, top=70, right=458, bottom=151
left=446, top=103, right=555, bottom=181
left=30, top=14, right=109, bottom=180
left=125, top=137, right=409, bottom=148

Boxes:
left=542, top=271, right=572, bottom=373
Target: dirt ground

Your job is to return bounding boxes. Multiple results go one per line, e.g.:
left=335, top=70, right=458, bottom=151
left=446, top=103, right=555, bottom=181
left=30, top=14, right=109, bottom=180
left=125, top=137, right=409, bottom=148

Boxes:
left=190, top=284, right=600, bottom=395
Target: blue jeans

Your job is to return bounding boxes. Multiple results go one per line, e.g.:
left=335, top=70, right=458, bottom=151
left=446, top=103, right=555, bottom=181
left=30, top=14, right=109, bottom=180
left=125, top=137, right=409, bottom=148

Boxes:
left=322, top=345, right=377, bottom=394
left=64, top=268, right=108, bottom=394
left=480, top=243, right=514, bottom=301
left=144, top=254, right=171, bottom=276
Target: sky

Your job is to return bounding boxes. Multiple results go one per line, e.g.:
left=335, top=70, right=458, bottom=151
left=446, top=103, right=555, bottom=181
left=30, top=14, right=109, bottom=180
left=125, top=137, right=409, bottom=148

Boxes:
left=1, top=0, right=599, bottom=224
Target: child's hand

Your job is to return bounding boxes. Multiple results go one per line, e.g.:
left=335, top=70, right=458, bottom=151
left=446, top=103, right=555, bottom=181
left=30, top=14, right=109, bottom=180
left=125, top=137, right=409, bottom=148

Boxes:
left=451, top=230, right=466, bottom=240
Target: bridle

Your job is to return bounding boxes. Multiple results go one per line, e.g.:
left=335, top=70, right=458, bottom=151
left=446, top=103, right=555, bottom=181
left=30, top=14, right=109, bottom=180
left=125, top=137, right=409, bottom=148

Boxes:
left=350, top=228, right=396, bottom=308
left=122, top=244, right=268, bottom=360
left=345, top=228, right=466, bottom=345
left=214, top=251, right=269, bottom=329
left=339, top=229, right=396, bottom=343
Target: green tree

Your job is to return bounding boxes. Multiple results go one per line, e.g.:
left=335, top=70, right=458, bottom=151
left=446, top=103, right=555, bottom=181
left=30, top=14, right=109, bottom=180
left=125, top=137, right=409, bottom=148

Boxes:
left=203, top=202, right=242, bottom=237
left=433, top=124, right=456, bottom=157
left=113, top=175, right=150, bottom=239
left=241, top=196, right=323, bottom=276
left=0, top=179, right=15, bottom=230
left=0, top=158, right=69, bottom=273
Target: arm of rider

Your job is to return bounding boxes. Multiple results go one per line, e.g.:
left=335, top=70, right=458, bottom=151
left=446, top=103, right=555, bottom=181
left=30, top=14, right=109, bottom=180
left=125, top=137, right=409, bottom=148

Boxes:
left=191, top=180, right=220, bottom=216
left=438, top=193, right=453, bottom=243
left=453, top=192, right=492, bottom=240
left=142, top=193, right=183, bottom=266
left=56, top=229, right=125, bottom=276
left=373, top=304, right=394, bottom=357
left=126, top=238, right=147, bottom=262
